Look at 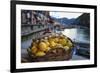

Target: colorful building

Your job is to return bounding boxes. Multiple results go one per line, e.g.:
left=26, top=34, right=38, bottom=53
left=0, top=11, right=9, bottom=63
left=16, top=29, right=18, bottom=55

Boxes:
left=21, top=10, right=62, bottom=41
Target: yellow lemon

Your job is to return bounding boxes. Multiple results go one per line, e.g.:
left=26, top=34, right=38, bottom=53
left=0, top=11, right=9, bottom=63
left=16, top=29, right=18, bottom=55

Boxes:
left=64, top=46, right=70, bottom=51
left=48, top=38, right=54, bottom=42
left=38, top=42, right=48, bottom=51
left=65, top=38, right=73, bottom=47
left=31, top=46, right=38, bottom=54
left=35, top=51, right=46, bottom=57
left=54, top=38, right=59, bottom=43
left=68, top=40, right=73, bottom=47
left=43, top=40, right=50, bottom=47
left=59, top=38, right=67, bottom=46
left=49, top=41, right=57, bottom=48
left=46, top=41, right=50, bottom=47
left=45, top=47, right=51, bottom=52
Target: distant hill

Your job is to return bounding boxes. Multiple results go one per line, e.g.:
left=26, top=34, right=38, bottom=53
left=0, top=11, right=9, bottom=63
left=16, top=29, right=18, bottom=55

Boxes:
left=73, top=13, right=90, bottom=28
left=51, top=17, right=75, bottom=25
left=51, top=13, right=90, bottom=28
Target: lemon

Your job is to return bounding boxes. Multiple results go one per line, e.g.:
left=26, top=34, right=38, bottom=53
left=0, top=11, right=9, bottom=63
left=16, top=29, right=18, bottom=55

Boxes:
left=45, top=47, right=51, bottom=52
left=54, top=38, right=59, bottom=43
left=38, top=42, right=48, bottom=51
left=35, top=51, right=46, bottom=57
left=59, top=38, right=67, bottom=46
left=48, top=38, right=54, bottom=42
left=65, top=38, right=73, bottom=47
left=31, top=46, right=38, bottom=54
left=68, top=40, right=73, bottom=47
left=46, top=41, right=50, bottom=47
left=43, top=40, right=50, bottom=47
left=49, top=41, right=57, bottom=48
left=64, top=46, right=70, bottom=51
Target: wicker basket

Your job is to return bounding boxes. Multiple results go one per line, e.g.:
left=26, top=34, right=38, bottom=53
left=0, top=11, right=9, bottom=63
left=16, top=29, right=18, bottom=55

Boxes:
left=27, top=47, right=73, bottom=62
left=27, top=36, right=74, bottom=62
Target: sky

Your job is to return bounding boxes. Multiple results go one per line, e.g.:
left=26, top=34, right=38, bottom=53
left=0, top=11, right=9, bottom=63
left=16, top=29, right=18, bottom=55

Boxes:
left=50, top=11, right=83, bottom=19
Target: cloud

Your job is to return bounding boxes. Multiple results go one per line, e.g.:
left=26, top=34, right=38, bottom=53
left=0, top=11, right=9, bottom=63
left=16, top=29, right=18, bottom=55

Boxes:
left=50, top=11, right=83, bottom=19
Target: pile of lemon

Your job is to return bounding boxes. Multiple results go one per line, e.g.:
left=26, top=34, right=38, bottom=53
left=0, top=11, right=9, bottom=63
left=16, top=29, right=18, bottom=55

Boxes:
left=28, top=35, right=73, bottom=57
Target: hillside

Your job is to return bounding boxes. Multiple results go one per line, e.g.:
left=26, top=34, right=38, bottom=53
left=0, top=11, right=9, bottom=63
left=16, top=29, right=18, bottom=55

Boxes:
left=73, top=13, right=90, bottom=28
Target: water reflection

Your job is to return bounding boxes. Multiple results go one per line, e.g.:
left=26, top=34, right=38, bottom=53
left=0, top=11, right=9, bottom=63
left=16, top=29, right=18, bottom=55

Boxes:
left=62, top=28, right=90, bottom=44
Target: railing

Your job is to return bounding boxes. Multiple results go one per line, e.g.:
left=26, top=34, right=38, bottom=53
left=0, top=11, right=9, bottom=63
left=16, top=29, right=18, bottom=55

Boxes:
left=21, top=26, right=49, bottom=36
